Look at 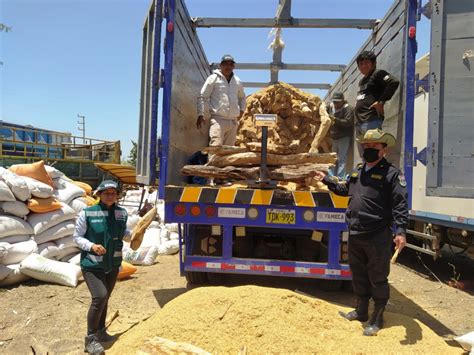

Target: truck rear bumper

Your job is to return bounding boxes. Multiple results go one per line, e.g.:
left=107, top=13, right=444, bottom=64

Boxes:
left=184, top=256, right=352, bottom=280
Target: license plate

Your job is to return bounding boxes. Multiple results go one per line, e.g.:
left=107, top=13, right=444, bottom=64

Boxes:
left=266, top=209, right=296, bottom=224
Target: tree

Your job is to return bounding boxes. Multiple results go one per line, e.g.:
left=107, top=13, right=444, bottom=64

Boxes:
left=127, top=141, right=137, bottom=167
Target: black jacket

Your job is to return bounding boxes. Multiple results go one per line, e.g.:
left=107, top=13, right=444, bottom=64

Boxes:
left=328, top=102, right=354, bottom=140
left=355, top=69, right=400, bottom=123
left=322, top=158, right=408, bottom=236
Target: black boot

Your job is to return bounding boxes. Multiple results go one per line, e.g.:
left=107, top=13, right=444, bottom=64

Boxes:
left=339, top=297, right=369, bottom=322
left=97, top=327, right=117, bottom=343
left=84, top=334, right=105, bottom=354
left=363, top=305, right=385, bottom=336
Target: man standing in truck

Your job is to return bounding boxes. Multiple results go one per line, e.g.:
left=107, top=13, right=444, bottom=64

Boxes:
left=327, top=92, right=354, bottom=178
left=315, top=129, right=408, bottom=336
left=196, top=54, right=246, bottom=158
left=355, top=51, right=399, bottom=143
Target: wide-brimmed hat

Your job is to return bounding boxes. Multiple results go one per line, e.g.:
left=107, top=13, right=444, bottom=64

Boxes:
left=357, top=129, right=396, bottom=147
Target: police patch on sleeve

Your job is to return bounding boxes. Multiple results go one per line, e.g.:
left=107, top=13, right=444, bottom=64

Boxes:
left=383, top=74, right=390, bottom=81
left=398, top=174, right=407, bottom=187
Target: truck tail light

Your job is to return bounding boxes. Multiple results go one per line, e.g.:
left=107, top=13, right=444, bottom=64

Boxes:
left=190, top=205, right=201, bottom=216
left=175, top=204, right=186, bottom=216
left=205, top=206, right=216, bottom=217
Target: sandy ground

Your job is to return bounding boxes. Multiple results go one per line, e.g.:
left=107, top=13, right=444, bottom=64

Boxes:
left=0, top=250, right=473, bottom=354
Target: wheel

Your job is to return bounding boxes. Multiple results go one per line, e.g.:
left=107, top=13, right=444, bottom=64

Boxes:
left=185, top=271, right=208, bottom=285
left=320, top=279, right=343, bottom=291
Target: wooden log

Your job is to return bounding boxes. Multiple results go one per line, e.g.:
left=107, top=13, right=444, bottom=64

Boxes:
left=201, top=145, right=249, bottom=156
left=245, top=142, right=297, bottom=155
left=209, top=152, right=336, bottom=168
left=309, top=102, right=332, bottom=153
left=181, top=165, right=260, bottom=180
left=181, top=163, right=332, bottom=182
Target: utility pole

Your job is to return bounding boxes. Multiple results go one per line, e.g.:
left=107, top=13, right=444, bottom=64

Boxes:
left=77, top=114, right=86, bottom=144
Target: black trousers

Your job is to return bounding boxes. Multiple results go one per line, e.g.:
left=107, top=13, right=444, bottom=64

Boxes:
left=349, top=228, right=392, bottom=306
left=82, top=268, right=119, bottom=335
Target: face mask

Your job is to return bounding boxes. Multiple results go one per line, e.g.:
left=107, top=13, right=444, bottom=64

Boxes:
left=363, top=147, right=380, bottom=163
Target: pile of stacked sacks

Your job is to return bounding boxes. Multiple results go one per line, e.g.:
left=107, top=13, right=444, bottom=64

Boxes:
left=120, top=189, right=179, bottom=266
left=0, top=161, right=96, bottom=287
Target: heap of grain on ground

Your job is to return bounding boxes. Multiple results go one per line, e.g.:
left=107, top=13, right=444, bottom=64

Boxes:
left=110, top=285, right=460, bottom=355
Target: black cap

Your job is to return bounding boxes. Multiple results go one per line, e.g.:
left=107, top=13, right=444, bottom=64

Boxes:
left=331, top=92, right=345, bottom=102
left=220, top=54, right=235, bottom=63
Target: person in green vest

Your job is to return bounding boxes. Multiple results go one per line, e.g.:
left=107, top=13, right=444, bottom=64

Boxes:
left=73, top=180, right=129, bottom=354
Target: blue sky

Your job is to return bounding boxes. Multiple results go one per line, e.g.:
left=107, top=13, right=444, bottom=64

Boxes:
left=1, top=0, right=431, bottom=158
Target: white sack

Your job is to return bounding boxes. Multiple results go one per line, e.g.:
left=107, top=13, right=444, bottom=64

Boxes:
left=0, top=264, right=11, bottom=281
left=156, top=200, right=165, bottom=221
left=165, top=223, right=179, bottom=233
left=126, top=214, right=140, bottom=231
left=53, top=179, right=85, bottom=204
left=52, top=177, right=67, bottom=190
left=0, top=240, right=38, bottom=265
left=23, top=176, right=54, bottom=198
left=70, top=197, right=88, bottom=213
left=37, top=242, right=61, bottom=259
left=169, top=232, right=179, bottom=241
left=123, top=243, right=159, bottom=266
left=160, top=228, right=170, bottom=243
left=158, top=239, right=179, bottom=255
left=0, top=168, right=31, bottom=201
left=54, top=235, right=76, bottom=250
left=34, top=221, right=75, bottom=244
left=20, top=253, right=82, bottom=287
left=141, top=228, right=162, bottom=248
left=67, top=253, right=81, bottom=266
left=28, top=203, right=76, bottom=235
left=123, top=190, right=143, bottom=203
left=0, top=263, right=30, bottom=287
left=0, top=181, right=15, bottom=202
left=454, top=331, right=474, bottom=353
left=44, top=165, right=64, bottom=179
left=59, top=250, right=81, bottom=262
left=149, top=221, right=160, bottom=229
left=0, top=235, right=31, bottom=244
left=55, top=246, right=80, bottom=261
left=0, top=216, right=34, bottom=239
left=0, top=201, right=30, bottom=217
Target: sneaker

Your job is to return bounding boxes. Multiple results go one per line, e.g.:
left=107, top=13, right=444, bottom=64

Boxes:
left=84, top=334, right=105, bottom=354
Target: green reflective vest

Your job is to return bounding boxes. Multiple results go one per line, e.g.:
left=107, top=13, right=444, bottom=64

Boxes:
left=80, top=203, right=127, bottom=272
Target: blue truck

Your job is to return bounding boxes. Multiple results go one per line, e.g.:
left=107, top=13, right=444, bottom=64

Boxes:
left=136, top=0, right=474, bottom=285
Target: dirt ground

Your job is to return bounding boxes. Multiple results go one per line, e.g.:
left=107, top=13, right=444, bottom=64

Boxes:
left=0, top=249, right=473, bottom=354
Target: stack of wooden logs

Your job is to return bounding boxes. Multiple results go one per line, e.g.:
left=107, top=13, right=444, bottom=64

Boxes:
left=237, top=82, right=332, bottom=154
left=181, top=82, right=335, bottom=190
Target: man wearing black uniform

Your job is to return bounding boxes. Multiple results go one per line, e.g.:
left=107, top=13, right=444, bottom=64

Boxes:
left=315, top=129, right=408, bottom=336
left=355, top=51, right=399, bottom=141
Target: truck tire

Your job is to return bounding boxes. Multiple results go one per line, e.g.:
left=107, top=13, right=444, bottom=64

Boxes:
left=185, top=271, right=208, bottom=285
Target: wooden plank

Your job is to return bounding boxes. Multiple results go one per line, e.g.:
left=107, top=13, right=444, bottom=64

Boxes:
left=209, top=152, right=336, bottom=168
left=181, top=163, right=332, bottom=182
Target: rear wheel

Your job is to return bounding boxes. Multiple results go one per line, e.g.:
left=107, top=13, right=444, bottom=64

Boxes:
left=185, top=271, right=208, bottom=285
